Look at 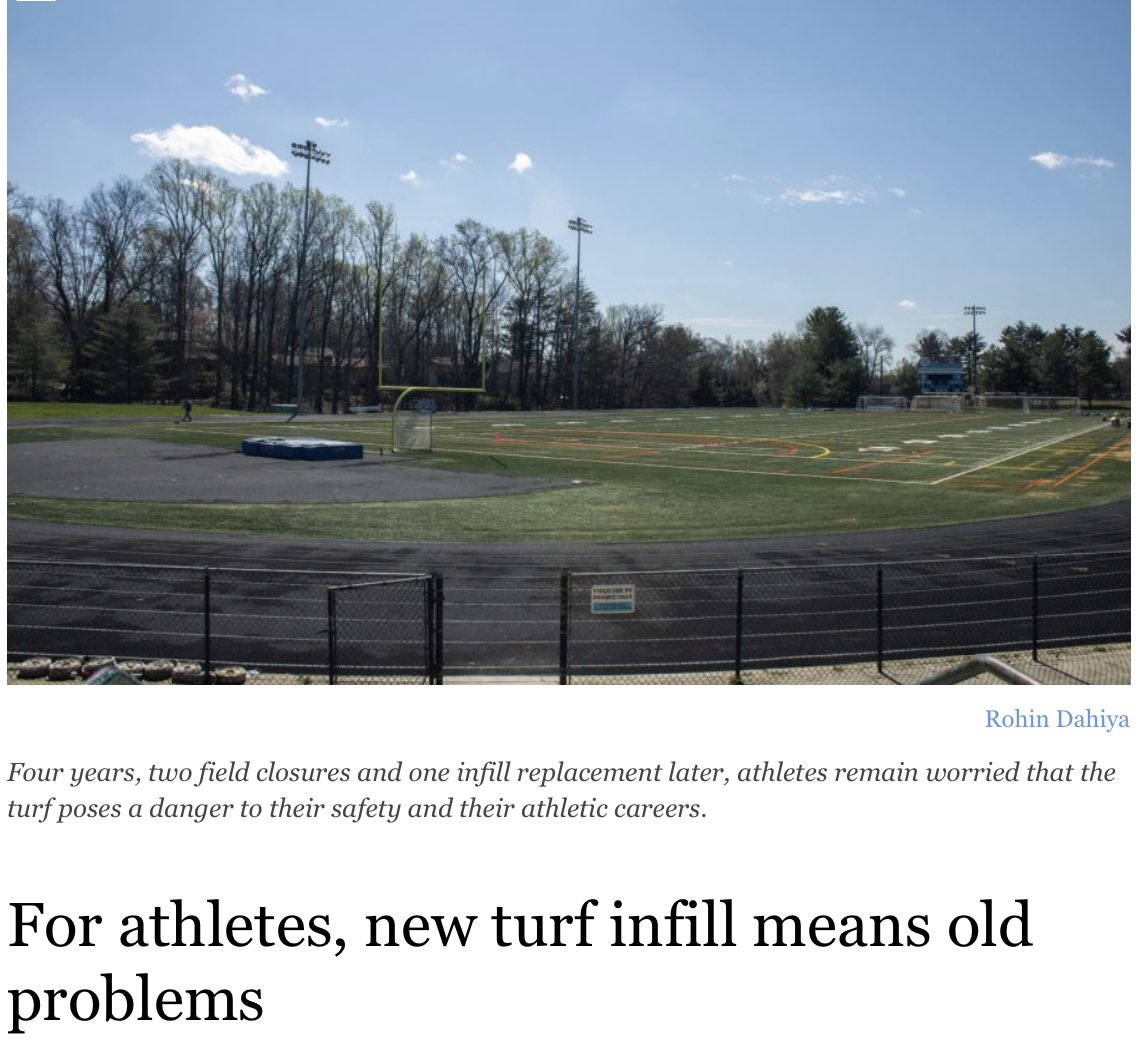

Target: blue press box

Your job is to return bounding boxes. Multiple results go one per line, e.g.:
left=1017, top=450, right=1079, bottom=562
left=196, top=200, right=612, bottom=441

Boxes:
left=241, top=436, right=364, bottom=461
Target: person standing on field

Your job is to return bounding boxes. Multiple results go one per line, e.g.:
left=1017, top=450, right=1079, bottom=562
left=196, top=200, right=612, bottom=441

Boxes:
left=181, top=398, right=193, bottom=422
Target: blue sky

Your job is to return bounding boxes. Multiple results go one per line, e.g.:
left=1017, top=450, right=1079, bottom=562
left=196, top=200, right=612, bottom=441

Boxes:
left=6, top=0, right=1131, bottom=356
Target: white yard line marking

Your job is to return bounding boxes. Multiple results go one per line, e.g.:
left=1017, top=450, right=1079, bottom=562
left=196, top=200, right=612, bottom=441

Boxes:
left=443, top=447, right=927, bottom=483
left=930, top=423, right=1105, bottom=485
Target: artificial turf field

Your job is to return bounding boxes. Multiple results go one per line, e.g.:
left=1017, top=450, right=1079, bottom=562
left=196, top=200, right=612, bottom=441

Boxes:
left=7, top=405, right=1131, bottom=543
left=429, top=406, right=1123, bottom=488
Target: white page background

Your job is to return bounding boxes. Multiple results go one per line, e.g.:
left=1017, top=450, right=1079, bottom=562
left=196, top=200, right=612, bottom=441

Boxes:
left=2, top=684, right=1135, bottom=1043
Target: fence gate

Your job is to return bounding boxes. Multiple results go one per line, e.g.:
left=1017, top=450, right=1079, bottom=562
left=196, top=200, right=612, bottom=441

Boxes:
left=327, top=574, right=442, bottom=684
left=7, top=561, right=443, bottom=686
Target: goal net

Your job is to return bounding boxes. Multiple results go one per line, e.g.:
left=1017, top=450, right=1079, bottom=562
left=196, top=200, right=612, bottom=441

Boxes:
left=394, top=411, right=432, bottom=451
left=856, top=395, right=909, bottom=411
left=910, top=395, right=964, bottom=413
left=978, top=395, right=1081, bottom=415
left=1025, top=396, right=1080, bottom=414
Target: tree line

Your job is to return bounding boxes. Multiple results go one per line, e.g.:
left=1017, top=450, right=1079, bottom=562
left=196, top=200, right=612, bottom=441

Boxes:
left=7, top=163, right=1130, bottom=411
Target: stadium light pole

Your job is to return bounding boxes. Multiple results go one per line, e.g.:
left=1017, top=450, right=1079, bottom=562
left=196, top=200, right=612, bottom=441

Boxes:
left=568, top=216, right=593, bottom=410
left=963, top=304, right=986, bottom=388
left=291, top=139, right=331, bottom=411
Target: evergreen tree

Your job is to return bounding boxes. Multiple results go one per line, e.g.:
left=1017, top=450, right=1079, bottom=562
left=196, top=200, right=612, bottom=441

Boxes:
left=91, top=303, right=160, bottom=402
left=799, top=306, right=862, bottom=406
left=783, top=351, right=825, bottom=407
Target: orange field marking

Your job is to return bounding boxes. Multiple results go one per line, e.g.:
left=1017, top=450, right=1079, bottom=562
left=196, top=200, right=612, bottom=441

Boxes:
left=1050, top=436, right=1131, bottom=489
left=830, top=449, right=932, bottom=475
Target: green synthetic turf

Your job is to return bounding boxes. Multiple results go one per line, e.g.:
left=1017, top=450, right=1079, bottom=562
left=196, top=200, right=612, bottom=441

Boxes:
left=7, top=407, right=1130, bottom=542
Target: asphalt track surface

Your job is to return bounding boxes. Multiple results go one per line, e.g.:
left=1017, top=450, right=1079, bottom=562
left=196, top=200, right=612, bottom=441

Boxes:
left=7, top=437, right=570, bottom=503
left=8, top=505, right=1131, bottom=680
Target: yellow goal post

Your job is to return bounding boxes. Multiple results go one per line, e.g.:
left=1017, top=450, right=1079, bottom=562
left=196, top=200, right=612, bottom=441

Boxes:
left=377, top=312, right=488, bottom=449
left=380, top=383, right=486, bottom=451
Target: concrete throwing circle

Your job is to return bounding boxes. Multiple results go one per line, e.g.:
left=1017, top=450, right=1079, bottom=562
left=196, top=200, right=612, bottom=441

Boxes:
left=7, top=438, right=571, bottom=504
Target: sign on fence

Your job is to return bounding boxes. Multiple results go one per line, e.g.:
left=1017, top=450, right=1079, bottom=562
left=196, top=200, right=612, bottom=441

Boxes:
left=590, top=583, right=636, bottom=615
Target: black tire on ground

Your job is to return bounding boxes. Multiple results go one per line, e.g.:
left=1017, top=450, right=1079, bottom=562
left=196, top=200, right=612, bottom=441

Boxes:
left=48, top=657, right=82, bottom=681
left=16, top=657, right=51, bottom=680
left=172, top=662, right=205, bottom=684
left=143, top=660, right=174, bottom=682
left=81, top=656, right=116, bottom=679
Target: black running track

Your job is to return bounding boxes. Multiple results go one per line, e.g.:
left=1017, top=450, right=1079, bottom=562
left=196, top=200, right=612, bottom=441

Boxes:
left=7, top=501, right=1130, bottom=677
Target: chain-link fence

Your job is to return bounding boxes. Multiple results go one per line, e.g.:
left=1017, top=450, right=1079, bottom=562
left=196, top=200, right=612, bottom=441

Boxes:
left=328, top=575, right=442, bottom=684
left=562, top=550, right=1130, bottom=685
left=7, top=550, right=1129, bottom=685
left=8, top=561, right=206, bottom=667
left=879, top=556, right=1035, bottom=684
left=8, top=561, right=439, bottom=685
left=743, top=563, right=880, bottom=673
left=560, top=568, right=740, bottom=683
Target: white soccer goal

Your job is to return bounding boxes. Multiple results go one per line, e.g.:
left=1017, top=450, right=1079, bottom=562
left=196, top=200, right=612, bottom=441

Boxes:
left=394, top=411, right=432, bottom=451
left=1025, top=396, right=1081, bottom=414
left=910, top=394, right=964, bottom=413
left=977, top=394, right=1024, bottom=412
left=978, top=395, right=1081, bottom=415
left=856, top=395, right=909, bottom=411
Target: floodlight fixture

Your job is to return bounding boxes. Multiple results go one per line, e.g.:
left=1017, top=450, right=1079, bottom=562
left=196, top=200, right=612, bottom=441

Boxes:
left=963, top=305, right=987, bottom=387
left=568, top=217, right=594, bottom=410
left=290, top=139, right=332, bottom=411
left=292, top=140, right=331, bottom=165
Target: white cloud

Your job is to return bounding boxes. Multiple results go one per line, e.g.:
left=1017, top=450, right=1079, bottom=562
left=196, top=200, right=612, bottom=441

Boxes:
left=440, top=152, right=471, bottom=169
left=130, top=124, right=287, bottom=176
left=399, top=170, right=421, bottom=186
left=759, top=175, right=910, bottom=207
left=897, top=299, right=917, bottom=309
left=723, top=173, right=752, bottom=183
left=781, top=187, right=869, bottom=205
left=315, top=116, right=348, bottom=128
left=226, top=73, right=267, bottom=101
left=1030, top=151, right=1114, bottom=170
left=508, top=152, right=533, bottom=174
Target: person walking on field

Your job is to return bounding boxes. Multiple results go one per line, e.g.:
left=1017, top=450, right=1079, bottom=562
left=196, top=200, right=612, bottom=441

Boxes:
left=180, top=398, right=193, bottom=422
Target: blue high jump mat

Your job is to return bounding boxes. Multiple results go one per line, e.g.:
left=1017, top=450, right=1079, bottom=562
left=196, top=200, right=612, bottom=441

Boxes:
left=241, top=436, right=364, bottom=461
